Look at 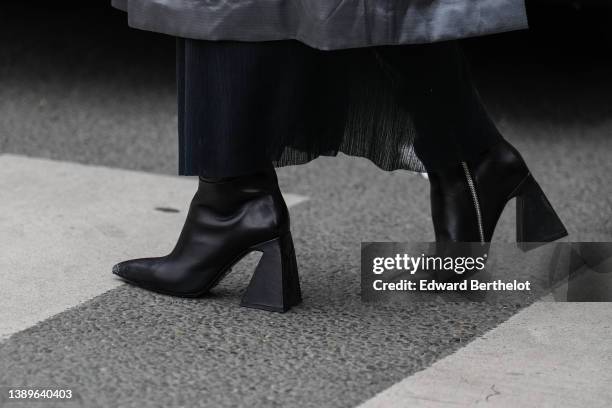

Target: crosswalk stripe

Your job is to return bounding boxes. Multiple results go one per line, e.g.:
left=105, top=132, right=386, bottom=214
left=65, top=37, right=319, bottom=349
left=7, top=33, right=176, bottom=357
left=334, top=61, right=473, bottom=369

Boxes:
left=0, top=154, right=308, bottom=341
left=356, top=301, right=612, bottom=407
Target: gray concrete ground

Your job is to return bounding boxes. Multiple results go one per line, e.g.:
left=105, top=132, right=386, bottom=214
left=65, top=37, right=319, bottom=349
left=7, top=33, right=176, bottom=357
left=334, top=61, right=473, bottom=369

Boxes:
left=1, top=4, right=612, bottom=408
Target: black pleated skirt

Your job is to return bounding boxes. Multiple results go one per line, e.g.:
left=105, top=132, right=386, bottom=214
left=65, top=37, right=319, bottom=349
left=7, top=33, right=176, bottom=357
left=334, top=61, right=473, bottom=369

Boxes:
left=176, top=39, right=502, bottom=177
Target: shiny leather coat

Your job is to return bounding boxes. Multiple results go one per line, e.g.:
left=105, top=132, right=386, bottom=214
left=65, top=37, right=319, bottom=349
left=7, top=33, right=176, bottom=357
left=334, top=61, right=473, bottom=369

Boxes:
left=112, top=0, right=528, bottom=50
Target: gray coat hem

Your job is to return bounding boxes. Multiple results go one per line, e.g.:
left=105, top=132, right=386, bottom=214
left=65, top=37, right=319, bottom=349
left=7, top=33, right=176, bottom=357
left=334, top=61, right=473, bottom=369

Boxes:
left=112, top=0, right=528, bottom=50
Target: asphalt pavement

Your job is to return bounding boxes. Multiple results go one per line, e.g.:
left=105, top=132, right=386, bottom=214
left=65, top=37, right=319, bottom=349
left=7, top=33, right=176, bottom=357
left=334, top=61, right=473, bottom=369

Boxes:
left=1, top=4, right=612, bottom=408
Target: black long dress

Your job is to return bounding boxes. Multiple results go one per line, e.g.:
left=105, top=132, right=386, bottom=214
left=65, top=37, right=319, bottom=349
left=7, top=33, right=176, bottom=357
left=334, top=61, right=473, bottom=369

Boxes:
left=113, top=0, right=523, bottom=177
left=176, top=38, right=503, bottom=177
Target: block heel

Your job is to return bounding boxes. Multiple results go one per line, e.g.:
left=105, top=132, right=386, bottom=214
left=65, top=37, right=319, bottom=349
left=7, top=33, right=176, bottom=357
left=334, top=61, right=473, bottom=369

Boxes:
left=241, top=233, right=302, bottom=313
left=428, top=140, right=568, bottom=247
left=514, top=174, right=568, bottom=251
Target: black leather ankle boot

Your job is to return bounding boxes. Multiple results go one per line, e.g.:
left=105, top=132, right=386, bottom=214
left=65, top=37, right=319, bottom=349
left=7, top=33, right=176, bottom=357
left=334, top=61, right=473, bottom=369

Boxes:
left=428, top=140, right=568, bottom=249
left=112, top=168, right=301, bottom=313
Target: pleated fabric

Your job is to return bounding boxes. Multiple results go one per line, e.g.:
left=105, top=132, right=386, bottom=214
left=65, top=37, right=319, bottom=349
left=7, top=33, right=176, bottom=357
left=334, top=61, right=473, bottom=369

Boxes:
left=176, top=39, right=503, bottom=177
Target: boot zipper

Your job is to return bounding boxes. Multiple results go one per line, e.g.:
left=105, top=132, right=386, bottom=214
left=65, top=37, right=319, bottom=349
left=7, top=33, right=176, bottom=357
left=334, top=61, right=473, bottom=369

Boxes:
left=461, top=162, right=485, bottom=243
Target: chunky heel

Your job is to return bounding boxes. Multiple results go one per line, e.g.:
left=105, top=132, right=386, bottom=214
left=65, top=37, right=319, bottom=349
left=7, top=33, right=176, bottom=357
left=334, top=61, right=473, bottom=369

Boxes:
left=241, top=233, right=302, bottom=313
left=515, top=174, right=568, bottom=251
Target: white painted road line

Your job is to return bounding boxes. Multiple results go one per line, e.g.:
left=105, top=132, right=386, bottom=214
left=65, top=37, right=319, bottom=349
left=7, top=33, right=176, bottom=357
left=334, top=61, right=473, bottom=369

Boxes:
left=0, top=154, right=308, bottom=341
left=357, top=302, right=612, bottom=408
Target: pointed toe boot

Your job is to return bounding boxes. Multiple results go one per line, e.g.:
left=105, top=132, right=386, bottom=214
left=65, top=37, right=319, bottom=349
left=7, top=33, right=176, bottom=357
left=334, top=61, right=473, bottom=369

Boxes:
left=112, top=168, right=301, bottom=313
